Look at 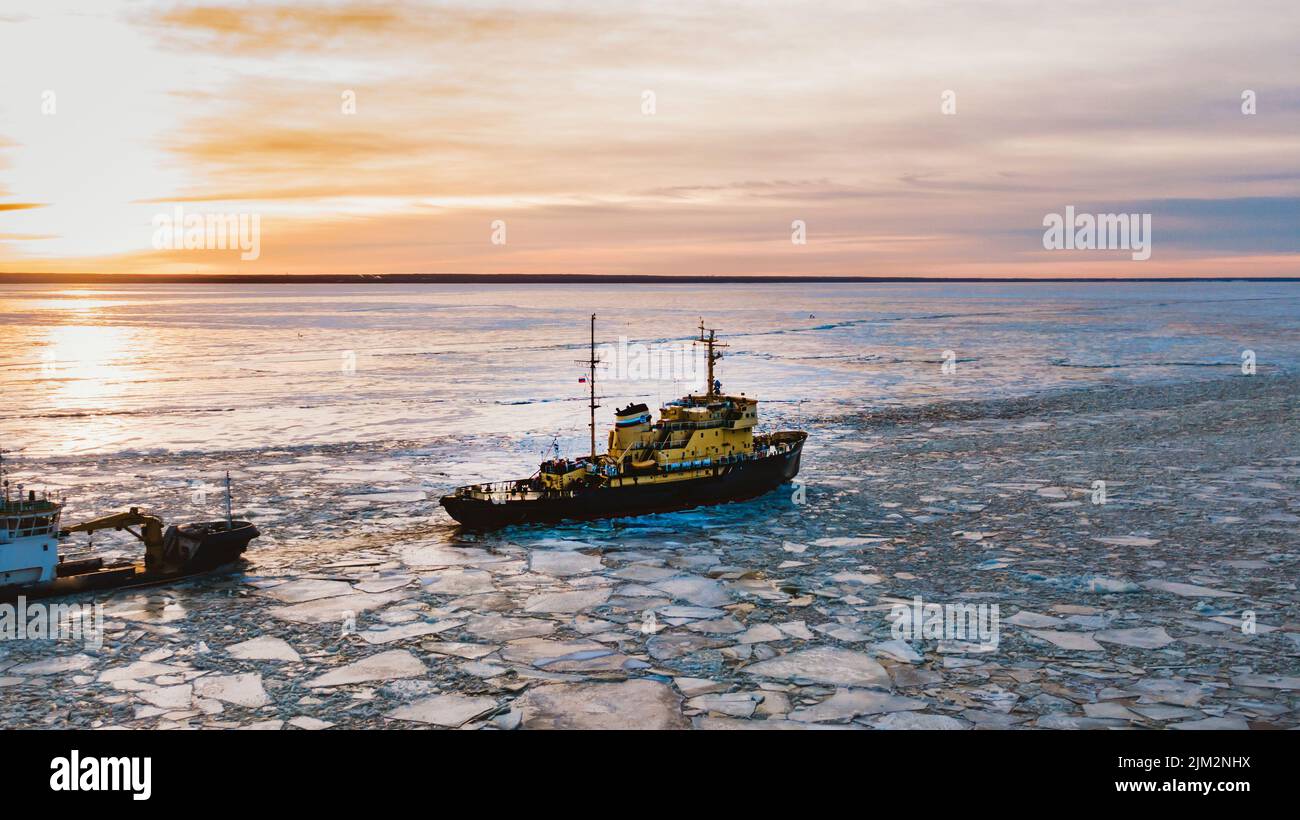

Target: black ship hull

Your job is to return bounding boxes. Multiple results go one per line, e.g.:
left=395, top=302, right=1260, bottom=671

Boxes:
left=441, top=433, right=806, bottom=529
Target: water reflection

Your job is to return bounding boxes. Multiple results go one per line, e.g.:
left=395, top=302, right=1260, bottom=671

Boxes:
left=41, top=325, right=141, bottom=403
left=29, top=289, right=126, bottom=314
left=106, top=593, right=188, bottom=624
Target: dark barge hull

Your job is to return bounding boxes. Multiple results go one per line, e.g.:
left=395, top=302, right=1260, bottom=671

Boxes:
left=169, top=520, right=260, bottom=572
left=441, top=433, right=806, bottom=529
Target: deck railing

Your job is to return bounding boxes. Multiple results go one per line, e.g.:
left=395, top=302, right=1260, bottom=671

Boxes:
left=455, top=437, right=800, bottom=500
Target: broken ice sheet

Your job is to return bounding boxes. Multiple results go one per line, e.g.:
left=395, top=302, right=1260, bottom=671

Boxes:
left=1025, top=630, right=1103, bottom=651
left=193, top=673, right=271, bottom=708
left=1231, top=674, right=1300, bottom=690
left=259, top=578, right=354, bottom=603
left=1004, top=611, right=1065, bottom=628
left=813, top=623, right=873, bottom=643
left=387, top=694, right=498, bottom=728
left=686, top=692, right=763, bottom=718
left=656, top=605, right=725, bottom=620
left=789, top=689, right=927, bottom=723
left=649, top=576, right=731, bottom=607
left=465, top=614, right=556, bottom=641
left=307, top=650, right=425, bottom=688
left=515, top=680, right=689, bottom=730
left=736, top=623, right=784, bottom=644
left=777, top=621, right=814, bottom=640
left=13, top=655, right=96, bottom=676
left=1092, top=536, right=1160, bottom=547
left=674, top=677, right=728, bottom=697
left=421, top=568, right=495, bottom=596
left=108, top=596, right=188, bottom=623
left=226, top=636, right=301, bottom=662
left=522, top=587, right=611, bottom=613
left=137, top=684, right=194, bottom=710
left=1094, top=627, right=1175, bottom=649
left=743, top=647, right=891, bottom=689
left=1141, top=580, right=1242, bottom=598
left=529, top=550, right=603, bottom=576
left=1082, top=702, right=1143, bottom=722
left=610, top=563, right=678, bottom=583
left=870, top=640, right=922, bottom=663
left=357, top=620, right=462, bottom=644
left=423, top=641, right=498, bottom=659
left=647, top=634, right=729, bottom=661
left=1132, top=678, right=1211, bottom=706
left=498, top=637, right=613, bottom=667
left=288, top=716, right=334, bottom=730
left=814, top=536, right=887, bottom=548
left=99, top=660, right=187, bottom=683
left=270, top=591, right=407, bottom=624
left=353, top=575, right=416, bottom=594
left=1170, top=717, right=1249, bottom=730
left=870, top=712, right=969, bottom=730
left=398, top=544, right=510, bottom=569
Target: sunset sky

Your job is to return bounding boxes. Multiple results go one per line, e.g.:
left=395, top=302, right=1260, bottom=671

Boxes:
left=1, top=0, right=1297, bottom=278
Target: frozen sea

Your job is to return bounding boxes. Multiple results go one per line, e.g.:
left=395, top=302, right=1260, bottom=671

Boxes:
left=3, top=280, right=1299, bottom=539
left=3, top=280, right=1299, bottom=548
left=1, top=282, right=1298, bottom=730
left=3, top=281, right=1298, bottom=461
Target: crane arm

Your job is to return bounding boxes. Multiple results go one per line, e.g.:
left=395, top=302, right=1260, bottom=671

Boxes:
left=60, top=507, right=165, bottom=548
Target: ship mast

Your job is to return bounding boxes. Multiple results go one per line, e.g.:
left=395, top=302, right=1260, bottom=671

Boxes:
left=588, top=314, right=599, bottom=460
left=573, top=314, right=601, bottom=461
left=698, top=318, right=727, bottom=398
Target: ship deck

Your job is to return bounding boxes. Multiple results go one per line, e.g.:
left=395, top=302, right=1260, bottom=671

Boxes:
left=453, top=432, right=804, bottom=503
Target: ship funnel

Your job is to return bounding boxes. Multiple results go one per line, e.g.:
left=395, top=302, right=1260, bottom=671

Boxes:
left=611, top=402, right=651, bottom=450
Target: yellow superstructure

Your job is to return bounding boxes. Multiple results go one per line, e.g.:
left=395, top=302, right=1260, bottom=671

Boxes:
left=539, top=391, right=766, bottom=493
left=610, top=394, right=757, bottom=469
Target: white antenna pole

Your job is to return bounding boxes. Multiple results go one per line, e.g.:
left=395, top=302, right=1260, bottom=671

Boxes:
left=225, top=471, right=234, bottom=529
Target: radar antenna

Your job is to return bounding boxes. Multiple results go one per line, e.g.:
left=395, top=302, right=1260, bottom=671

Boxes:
left=697, top=318, right=728, bottom=398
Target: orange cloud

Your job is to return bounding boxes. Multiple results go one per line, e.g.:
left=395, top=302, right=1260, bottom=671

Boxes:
left=0, top=0, right=1297, bottom=277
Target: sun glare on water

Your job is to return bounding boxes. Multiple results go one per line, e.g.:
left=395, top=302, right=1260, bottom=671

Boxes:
left=32, top=311, right=155, bottom=453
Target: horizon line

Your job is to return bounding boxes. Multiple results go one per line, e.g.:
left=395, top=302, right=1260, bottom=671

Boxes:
left=3, top=273, right=1299, bottom=285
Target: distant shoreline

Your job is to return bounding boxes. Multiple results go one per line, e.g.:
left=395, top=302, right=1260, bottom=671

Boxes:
left=2, top=273, right=1297, bottom=285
